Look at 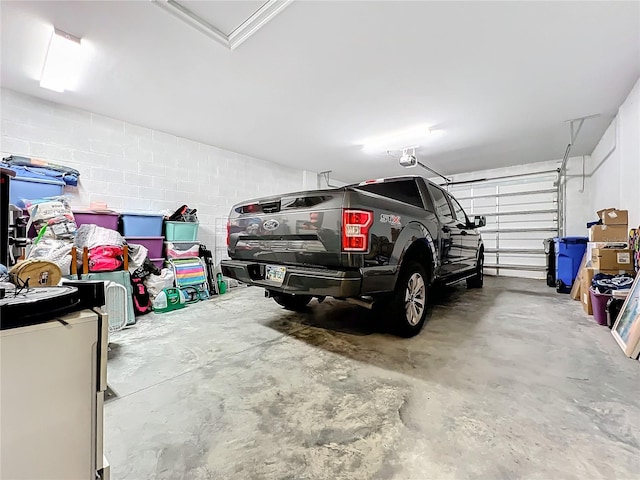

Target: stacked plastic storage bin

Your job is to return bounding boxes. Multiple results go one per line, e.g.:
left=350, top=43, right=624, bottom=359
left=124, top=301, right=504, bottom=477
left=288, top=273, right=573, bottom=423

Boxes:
left=74, top=210, right=120, bottom=231
left=164, top=218, right=209, bottom=300
left=120, top=213, right=165, bottom=269
left=165, top=219, right=199, bottom=242
left=10, top=176, right=65, bottom=209
left=164, top=219, right=200, bottom=266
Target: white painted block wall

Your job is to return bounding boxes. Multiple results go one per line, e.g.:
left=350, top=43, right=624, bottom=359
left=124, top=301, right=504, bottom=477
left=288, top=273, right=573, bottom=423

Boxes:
left=0, top=88, right=314, bottom=263
left=589, top=78, right=640, bottom=229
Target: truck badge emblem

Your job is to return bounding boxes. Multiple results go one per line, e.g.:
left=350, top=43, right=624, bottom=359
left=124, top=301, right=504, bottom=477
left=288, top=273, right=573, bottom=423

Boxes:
left=380, top=214, right=401, bottom=225
left=263, top=219, right=280, bottom=231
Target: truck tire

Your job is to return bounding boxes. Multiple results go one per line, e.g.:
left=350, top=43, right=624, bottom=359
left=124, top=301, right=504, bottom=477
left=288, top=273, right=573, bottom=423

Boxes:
left=391, top=260, right=429, bottom=337
left=466, top=252, right=484, bottom=288
left=271, top=293, right=312, bottom=311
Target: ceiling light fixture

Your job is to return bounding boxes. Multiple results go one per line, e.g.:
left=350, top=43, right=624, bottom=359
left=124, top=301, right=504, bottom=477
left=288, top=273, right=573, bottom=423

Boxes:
left=361, top=124, right=438, bottom=154
left=40, top=28, right=84, bottom=92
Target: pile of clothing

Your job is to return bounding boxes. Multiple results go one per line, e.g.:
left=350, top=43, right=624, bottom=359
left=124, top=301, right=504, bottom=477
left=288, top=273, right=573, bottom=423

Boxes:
left=591, top=272, right=635, bottom=294
left=1, top=155, right=80, bottom=186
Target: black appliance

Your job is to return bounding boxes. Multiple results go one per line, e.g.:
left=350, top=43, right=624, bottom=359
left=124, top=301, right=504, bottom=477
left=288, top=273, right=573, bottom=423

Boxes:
left=0, top=281, right=105, bottom=330
left=1, top=166, right=15, bottom=267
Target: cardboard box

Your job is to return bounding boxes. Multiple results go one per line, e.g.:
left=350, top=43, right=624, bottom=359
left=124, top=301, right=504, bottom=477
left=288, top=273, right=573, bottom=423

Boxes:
left=589, top=225, right=629, bottom=242
left=586, top=242, right=628, bottom=268
left=591, top=248, right=633, bottom=270
left=597, top=208, right=629, bottom=226
left=581, top=267, right=596, bottom=315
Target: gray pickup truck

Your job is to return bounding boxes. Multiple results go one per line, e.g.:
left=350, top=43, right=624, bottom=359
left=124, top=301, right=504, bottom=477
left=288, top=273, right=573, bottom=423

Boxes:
left=221, top=175, right=485, bottom=336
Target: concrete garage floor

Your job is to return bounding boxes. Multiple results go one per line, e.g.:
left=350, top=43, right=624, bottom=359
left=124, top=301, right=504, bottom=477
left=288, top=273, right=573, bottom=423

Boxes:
left=105, top=277, right=640, bottom=480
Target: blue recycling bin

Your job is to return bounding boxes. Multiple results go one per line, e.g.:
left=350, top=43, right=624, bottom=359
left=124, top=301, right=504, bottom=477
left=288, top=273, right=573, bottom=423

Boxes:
left=554, top=236, right=588, bottom=293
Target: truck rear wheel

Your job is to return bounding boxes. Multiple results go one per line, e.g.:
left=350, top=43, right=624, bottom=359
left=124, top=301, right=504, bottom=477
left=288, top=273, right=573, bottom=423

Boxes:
left=391, top=261, right=429, bottom=337
left=271, top=292, right=312, bottom=311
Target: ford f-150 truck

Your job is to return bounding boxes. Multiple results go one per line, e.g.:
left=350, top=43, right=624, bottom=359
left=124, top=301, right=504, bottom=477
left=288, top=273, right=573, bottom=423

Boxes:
left=221, top=175, right=485, bottom=337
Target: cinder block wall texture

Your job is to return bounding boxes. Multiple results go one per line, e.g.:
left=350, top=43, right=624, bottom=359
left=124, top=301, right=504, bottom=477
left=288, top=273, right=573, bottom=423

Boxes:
left=1, top=88, right=308, bottom=263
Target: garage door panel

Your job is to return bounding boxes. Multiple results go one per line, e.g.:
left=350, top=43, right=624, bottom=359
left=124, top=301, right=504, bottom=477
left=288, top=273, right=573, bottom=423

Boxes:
left=498, top=237, right=549, bottom=250
left=481, top=237, right=497, bottom=250
left=498, top=179, right=555, bottom=194
left=442, top=170, right=557, bottom=278
left=470, top=197, right=498, bottom=208
left=499, top=193, right=556, bottom=206
left=484, top=253, right=498, bottom=265
left=492, top=220, right=555, bottom=230
left=497, top=254, right=546, bottom=266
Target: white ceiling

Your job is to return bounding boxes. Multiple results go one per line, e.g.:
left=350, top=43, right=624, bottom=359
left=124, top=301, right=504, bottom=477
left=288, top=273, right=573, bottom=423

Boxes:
left=1, top=1, right=639, bottom=182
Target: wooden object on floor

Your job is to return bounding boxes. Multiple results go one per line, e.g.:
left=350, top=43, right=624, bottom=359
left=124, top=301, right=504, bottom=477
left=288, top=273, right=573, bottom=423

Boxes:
left=123, top=245, right=128, bottom=271
left=70, top=247, right=78, bottom=277
left=571, top=252, right=588, bottom=300
left=82, top=247, right=89, bottom=275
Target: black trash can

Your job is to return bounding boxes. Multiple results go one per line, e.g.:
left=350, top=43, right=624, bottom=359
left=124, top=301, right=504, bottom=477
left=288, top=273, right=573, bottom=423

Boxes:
left=606, top=297, right=625, bottom=329
left=543, top=238, right=556, bottom=288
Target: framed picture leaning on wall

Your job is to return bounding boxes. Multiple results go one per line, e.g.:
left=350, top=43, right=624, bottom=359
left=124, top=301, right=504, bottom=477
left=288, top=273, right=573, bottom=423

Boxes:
left=612, top=274, right=640, bottom=358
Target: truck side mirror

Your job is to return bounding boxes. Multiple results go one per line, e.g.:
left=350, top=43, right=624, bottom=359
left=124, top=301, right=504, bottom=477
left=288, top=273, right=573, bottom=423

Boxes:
left=473, top=215, right=486, bottom=228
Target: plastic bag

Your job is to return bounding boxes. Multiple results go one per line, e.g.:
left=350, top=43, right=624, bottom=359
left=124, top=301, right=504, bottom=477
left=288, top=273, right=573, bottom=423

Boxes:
left=27, top=239, right=73, bottom=276
left=145, top=268, right=175, bottom=298
left=74, top=224, right=125, bottom=249
left=26, top=197, right=77, bottom=240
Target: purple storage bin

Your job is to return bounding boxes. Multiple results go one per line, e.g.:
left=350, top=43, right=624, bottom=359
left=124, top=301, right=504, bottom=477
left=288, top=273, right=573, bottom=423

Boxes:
left=73, top=211, right=120, bottom=231
left=150, top=258, right=165, bottom=270
left=589, top=288, right=611, bottom=326
left=125, top=236, right=164, bottom=258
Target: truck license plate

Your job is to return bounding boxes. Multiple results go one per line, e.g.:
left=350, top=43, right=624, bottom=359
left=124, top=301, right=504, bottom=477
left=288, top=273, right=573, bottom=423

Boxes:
left=265, top=265, right=286, bottom=285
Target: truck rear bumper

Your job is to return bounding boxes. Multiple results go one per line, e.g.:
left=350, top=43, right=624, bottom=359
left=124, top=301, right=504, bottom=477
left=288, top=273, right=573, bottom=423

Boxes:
left=221, top=260, right=362, bottom=297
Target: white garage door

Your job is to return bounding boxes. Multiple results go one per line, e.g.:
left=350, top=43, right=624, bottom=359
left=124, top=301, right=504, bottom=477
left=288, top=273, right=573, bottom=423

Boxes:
left=444, top=169, right=559, bottom=279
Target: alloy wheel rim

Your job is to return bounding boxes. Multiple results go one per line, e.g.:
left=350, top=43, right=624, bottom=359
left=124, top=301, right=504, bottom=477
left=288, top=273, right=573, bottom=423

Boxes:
left=404, top=272, right=425, bottom=326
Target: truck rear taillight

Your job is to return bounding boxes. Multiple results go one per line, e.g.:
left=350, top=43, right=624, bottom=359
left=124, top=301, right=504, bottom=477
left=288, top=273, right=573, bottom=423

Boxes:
left=342, top=209, right=373, bottom=252
left=226, top=220, right=231, bottom=246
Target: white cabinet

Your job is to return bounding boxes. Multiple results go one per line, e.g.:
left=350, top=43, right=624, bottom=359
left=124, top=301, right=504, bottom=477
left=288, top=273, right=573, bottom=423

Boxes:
left=0, top=309, right=108, bottom=480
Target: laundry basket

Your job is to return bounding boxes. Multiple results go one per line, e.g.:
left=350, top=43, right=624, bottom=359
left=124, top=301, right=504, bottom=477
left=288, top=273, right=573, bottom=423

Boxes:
left=589, top=288, right=611, bottom=326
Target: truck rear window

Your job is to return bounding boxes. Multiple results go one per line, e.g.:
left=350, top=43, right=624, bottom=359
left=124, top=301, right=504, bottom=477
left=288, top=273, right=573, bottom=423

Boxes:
left=355, top=179, right=424, bottom=208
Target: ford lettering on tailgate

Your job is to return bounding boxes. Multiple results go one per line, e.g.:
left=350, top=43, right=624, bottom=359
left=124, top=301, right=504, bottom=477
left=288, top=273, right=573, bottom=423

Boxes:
left=263, top=219, right=280, bottom=231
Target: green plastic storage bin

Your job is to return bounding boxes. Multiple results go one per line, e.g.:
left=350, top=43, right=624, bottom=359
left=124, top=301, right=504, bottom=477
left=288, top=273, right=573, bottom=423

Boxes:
left=165, top=221, right=199, bottom=241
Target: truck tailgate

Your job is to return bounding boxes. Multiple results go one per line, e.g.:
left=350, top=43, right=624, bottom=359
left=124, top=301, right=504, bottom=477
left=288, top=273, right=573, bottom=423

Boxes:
left=228, top=189, right=346, bottom=268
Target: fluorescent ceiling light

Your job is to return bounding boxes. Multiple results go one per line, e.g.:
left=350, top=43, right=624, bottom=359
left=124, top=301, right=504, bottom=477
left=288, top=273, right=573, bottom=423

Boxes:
left=361, top=124, right=439, bottom=153
left=40, top=28, right=83, bottom=92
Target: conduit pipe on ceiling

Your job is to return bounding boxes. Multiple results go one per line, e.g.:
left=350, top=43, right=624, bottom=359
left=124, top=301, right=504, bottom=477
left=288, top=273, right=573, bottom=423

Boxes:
left=557, top=114, right=599, bottom=236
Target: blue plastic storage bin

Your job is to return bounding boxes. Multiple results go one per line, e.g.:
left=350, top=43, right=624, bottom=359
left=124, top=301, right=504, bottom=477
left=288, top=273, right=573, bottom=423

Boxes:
left=120, top=212, right=164, bottom=236
left=9, top=176, right=65, bottom=208
left=554, top=236, right=588, bottom=293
